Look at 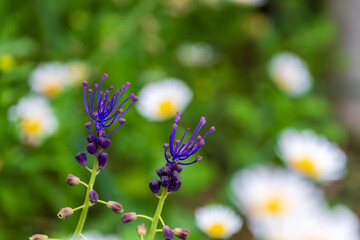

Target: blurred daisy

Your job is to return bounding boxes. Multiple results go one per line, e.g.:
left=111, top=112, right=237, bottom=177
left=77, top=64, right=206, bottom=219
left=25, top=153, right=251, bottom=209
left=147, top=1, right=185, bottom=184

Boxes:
left=195, top=205, right=243, bottom=239
left=231, top=0, right=266, bottom=7
left=67, top=61, right=89, bottom=85
left=176, top=42, right=214, bottom=68
left=278, top=129, right=346, bottom=182
left=8, top=95, right=58, bottom=146
left=250, top=205, right=360, bottom=240
left=29, top=62, right=70, bottom=97
left=136, top=78, right=193, bottom=121
left=231, top=166, right=324, bottom=221
left=268, top=52, right=312, bottom=96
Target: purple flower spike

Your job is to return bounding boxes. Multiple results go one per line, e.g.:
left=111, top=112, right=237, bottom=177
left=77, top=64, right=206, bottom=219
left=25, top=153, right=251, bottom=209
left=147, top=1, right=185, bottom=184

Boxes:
left=83, top=74, right=137, bottom=139
left=164, top=112, right=215, bottom=165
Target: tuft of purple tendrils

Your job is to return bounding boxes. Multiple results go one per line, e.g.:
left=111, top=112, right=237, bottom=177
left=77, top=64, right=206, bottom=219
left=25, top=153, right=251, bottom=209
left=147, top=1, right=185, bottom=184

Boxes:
left=82, top=74, right=138, bottom=139
left=164, top=112, right=215, bottom=166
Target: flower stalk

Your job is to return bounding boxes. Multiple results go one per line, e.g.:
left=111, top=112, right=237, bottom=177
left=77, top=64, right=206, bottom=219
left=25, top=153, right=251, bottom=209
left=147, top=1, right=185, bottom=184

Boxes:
left=147, top=188, right=168, bottom=240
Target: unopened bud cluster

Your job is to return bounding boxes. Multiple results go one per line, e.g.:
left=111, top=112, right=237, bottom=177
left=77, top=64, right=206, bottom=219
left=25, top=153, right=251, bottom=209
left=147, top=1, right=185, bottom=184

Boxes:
left=149, top=163, right=183, bottom=193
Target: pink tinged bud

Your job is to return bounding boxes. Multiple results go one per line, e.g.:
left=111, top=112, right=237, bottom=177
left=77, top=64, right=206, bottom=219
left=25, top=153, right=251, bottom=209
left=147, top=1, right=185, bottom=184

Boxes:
left=99, top=130, right=106, bottom=137
left=57, top=207, right=74, bottom=220
left=122, top=212, right=137, bottom=223
left=199, top=139, right=205, bottom=146
left=65, top=174, right=80, bottom=186
left=166, top=152, right=171, bottom=159
left=82, top=81, right=88, bottom=88
left=93, top=112, right=98, bottom=118
left=129, top=93, right=135, bottom=99
left=125, top=82, right=131, bottom=88
left=174, top=228, right=190, bottom=239
left=196, top=135, right=202, bottom=141
left=89, top=190, right=98, bottom=204
left=173, top=123, right=178, bottom=129
left=94, top=83, right=99, bottom=88
left=200, top=117, right=206, bottom=124
left=105, top=90, right=110, bottom=95
left=175, top=140, right=181, bottom=146
left=103, top=73, right=108, bottom=78
left=209, top=126, right=215, bottom=133
left=119, top=118, right=126, bottom=125
left=85, top=122, right=92, bottom=129
left=117, top=108, right=124, bottom=114
left=88, top=89, right=93, bottom=94
left=110, top=86, right=114, bottom=90
left=137, top=223, right=147, bottom=237
left=163, top=226, right=174, bottom=240
left=107, top=201, right=123, bottom=214
left=163, top=143, right=169, bottom=150
left=196, top=155, right=203, bottom=162
left=132, top=95, right=139, bottom=102
left=176, top=112, right=181, bottom=116
left=30, top=234, right=49, bottom=240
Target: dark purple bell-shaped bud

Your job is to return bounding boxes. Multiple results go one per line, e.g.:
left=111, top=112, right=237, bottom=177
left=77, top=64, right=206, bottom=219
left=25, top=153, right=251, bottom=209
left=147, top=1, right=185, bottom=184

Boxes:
left=87, top=142, right=97, bottom=155
left=170, top=171, right=180, bottom=181
left=168, top=180, right=182, bottom=192
left=163, top=226, right=174, bottom=240
left=161, top=176, right=171, bottom=188
left=89, top=190, right=98, bottom=204
left=173, top=164, right=183, bottom=173
left=98, top=137, right=111, bottom=149
left=87, top=135, right=95, bottom=143
left=149, top=180, right=161, bottom=194
left=75, top=152, right=87, bottom=166
left=98, top=152, right=108, bottom=170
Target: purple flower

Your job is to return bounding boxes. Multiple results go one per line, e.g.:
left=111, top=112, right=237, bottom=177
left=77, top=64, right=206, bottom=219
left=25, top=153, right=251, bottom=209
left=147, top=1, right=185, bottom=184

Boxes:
left=82, top=74, right=138, bottom=139
left=89, top=190, right=98, bottom=204
left=165, top=112, right=215, bottom=165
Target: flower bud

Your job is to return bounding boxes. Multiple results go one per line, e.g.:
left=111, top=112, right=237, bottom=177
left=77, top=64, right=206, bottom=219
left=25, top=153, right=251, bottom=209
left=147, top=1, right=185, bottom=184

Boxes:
left=174, top=228, right=190, bottom=239
left=168, top=179, right=182, bottom=192
left=89, top=190, right=98, bottom=204
left=170, top=171, right=180, bottom=181
left=29, top=234, right=48, bottom=240
left=107, top=201, right=123, bottom=214
left=98, top=137, right=111, bottom=149
left=87, top=142, right=97, bottom=155
left=57, top=207, right=74, bottom=220
left=87, top=135, right=95, bottom=143
left=82, top=81, right=88, bottom=88
left=98, top=152, right=108, bottom=170
left=196, top=155, right=203, bottom=162
left=149, top=180, right=161, bottom=194
left=122, top=212, right=137, bottom=223
left=65, top=174, right=80, bottom=186
left=75, top=152, right=87, bottom=166
left=209, top=126, right=215, bottom=133
left=163, top=226, right=174, bottom=240
left=85, top=122, right=92, bottom=129
left=161, top=176, right=171, bottom=188
left=137, top=223, right=147, bottom=237
left=173, top=164, right=183, bottom=173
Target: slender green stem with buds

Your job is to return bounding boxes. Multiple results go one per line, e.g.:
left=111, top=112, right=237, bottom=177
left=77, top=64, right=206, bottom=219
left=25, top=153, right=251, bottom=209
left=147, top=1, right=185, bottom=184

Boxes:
left=72, top=150, right=100, bottom=240
left=147, top=188, right=168, bottom=240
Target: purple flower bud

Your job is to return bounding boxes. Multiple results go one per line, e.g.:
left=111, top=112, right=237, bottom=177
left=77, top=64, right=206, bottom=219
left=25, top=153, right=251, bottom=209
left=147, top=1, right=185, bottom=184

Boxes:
left=170, top=171, right=180, bottom=181
left=163, top=166, right=171, bottom=175
left=117, top=108, right=123, bottom=114
left=125, top=82, right=130, bottom=88
left=149, top=180, right=161, bottom=194
left=85, top=122, right=92, bottom=129
left=199, top=139, right=205, bottom=146
left=163, top=143, right=169, bottom=150
left=99, top=130, right=106, bottom=137
left=174, top=228, right=190, bottom=239
left=133, top=95, right=139, bottom=102
left=122, top=212, right=137, bottom=223
left=98, top=137, right=111, bottom=149
left=173, top=164, right=183, bottom=173
left=103, top=73, right=108, bottom=78
left=87, top=142, right=97, bottom=155
left=98, top=152, right=108, bottom=170
left=88, top=89, right=93, bottom=94
left=137, top=223, right=147, bottom=237
left=200, top=117, right=206, bottom=124
left=94, top=83, right=99, bottom=88
left=161, top=176, right=171, bottom=188
left=107, top=201, right=123, bottom=214
left=119, top=118, right=126, bottom=125
left=196, top=156, right=203, bottom=162
left=89, top=190, right=98, bottom=204
left=87, top=135, right=95, bottom=143
left=129, top=93, right=135, bottom=99
left=30, top=234, right=49, bottom=240
left=163, top=226, right=174, bottom=240
left=65, top=174, right=80, bottom=186
left=209, top=126, right=215, bottom=133
left=75, top=152, right=87, bottom=166
left=83, top=81, right=88, bottom=88
left=57, top=207, right=74, bottom=220
left=168, top=180, right=182, bottom=192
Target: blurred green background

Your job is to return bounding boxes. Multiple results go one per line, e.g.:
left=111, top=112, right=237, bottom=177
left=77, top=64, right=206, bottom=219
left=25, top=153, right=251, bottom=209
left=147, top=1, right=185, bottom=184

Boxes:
left=1, top=0, right=359, bottom=239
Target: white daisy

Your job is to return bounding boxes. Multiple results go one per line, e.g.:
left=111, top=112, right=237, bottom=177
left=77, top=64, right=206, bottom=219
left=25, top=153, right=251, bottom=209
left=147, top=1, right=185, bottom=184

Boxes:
left=29, top=62, right=70, bottom=97
left=67, top=61, right=89, bottom=85
left=136, top=78, right=193, bottom=121
left=231, top=166, right=324, bottom=221
left=176, top=42, right=214, bottom=68
left=195, top=205, right=243, bottom=239
left=250, top=205, right=360, bottom=240
left=231, top=0, right=266, bottom=7
left=268, top=52, right=312, bottom=96
left=278, top=129, right=347, bottom=182
left=8, top=95, right=58, bottom=146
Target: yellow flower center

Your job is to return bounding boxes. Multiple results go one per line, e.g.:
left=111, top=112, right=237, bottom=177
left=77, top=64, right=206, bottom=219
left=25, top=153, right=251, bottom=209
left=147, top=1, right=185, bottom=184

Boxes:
left=21, top=118, right=43, bottom=136
left=291, top=156, right=319, bottom=178
left=251, top=195, right=286, bottom=216
left=42, top=80, right=64, bottom=97
left=158, top=99, right=178, bottom=118
left=274, top=72, right=292, bottom=91
left=0, top=54, right=16, bottom=72
left=206, top=223, right=228, bottom=238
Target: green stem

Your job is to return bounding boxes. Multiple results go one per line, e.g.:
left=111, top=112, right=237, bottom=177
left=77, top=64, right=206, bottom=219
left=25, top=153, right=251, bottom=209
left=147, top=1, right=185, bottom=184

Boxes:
left=72, top=151, right=100, bottom=240
left=137, top=214, right=153, bottom=222
left=147, top=188, right=168, bottom=240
